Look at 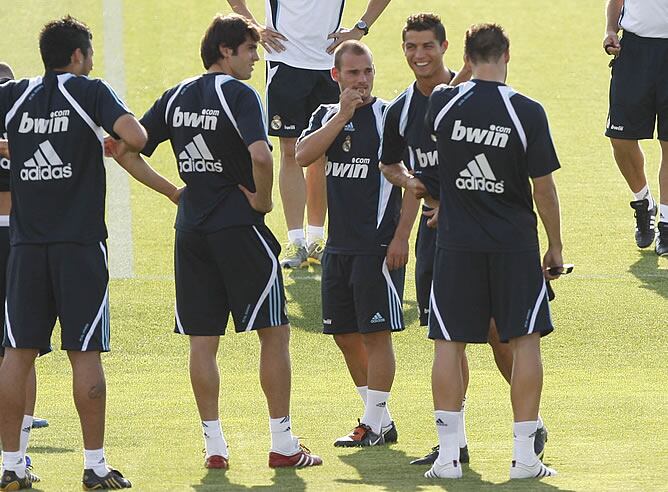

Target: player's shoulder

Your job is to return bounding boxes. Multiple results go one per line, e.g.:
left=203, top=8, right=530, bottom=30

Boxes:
left=386, top=87, right=412, bottom=116
left=502, top=86, right=548, bottom=121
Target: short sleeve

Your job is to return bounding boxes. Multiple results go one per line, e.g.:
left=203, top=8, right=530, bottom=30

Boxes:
left=94, top=80, right=132, bottom=139
left=298, top=105, right=331, bottom=142
left=379, top=96, right=406, bottom=165
left=231, top=85, right=270, bottom=148
left=525, top=103, right=560, bottom=178
left=140, top=89, right=173, bottom=157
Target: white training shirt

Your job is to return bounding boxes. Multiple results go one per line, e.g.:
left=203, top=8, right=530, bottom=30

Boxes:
left=264, top=0, right=345, bottom=70
left=619, top=0, right=668, bottom=39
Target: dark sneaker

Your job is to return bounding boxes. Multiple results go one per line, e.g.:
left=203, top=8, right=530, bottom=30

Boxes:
left=534, top=426, right=548, bottom=460
left=269, top=444, right=323, bottom=468
left=31, top=417, right=48, bottom=429
left=410, top=445, right=469, bottom=465
left=630, top=199, right=657, bottom=248
left=334, top=421, right=384, bottom=447
left=0, top=469, right=39, bottom=491
left=82, top=468, right=131, bottom=490
left=656, top=222, right=668, bottom=256
left=382, top=421, right=398, bottom=443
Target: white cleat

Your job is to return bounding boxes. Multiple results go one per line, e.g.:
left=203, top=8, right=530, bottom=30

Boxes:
left=510, top=459, right=558, bottom=479
left=424, top=460, right=462, bottom=479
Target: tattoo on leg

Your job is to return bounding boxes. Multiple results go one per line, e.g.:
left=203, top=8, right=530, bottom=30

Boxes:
left=88, top=383, right=106, bottom=399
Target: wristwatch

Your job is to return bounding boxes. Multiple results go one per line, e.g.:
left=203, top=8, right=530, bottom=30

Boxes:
left=355, top=20, right=369, bottom=36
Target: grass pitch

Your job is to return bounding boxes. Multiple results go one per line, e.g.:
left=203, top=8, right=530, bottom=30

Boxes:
left=1, top=0, right=667, bottom=490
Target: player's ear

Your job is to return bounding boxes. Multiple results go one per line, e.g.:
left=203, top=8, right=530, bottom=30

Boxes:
left=70, top=48, right=84, bottom=66
left=441, top=39, right=449, bottom=53
left=331, top=67, right=339, bottom=82
left=504, top=49, right=510, bottom=63
left=218, top=44, right=233, bottom=60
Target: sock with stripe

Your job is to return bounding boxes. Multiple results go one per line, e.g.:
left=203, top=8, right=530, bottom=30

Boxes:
left=84, top=448, right=111, bottom=478
left=1, top=450, right=25, bottom=478
left=434, top=410, right=460, bottom=464
left=287, top=229, right=306, bottom=247
left=202, top=420, right=229, bottom=459
left=360, top=389, right=389, bottom=435
left=458, top=398, right=468, bottom=448
left=306, top=225, right=325, bottom=246
left=19, top=415, right=33, bottom=457
left=633, top=185, right=655, bottom=210
left=270, top=416, right=299, bottom=455
left=660, top=204, right=668, bottom=223
left=513, top=420, right=539, bottom=465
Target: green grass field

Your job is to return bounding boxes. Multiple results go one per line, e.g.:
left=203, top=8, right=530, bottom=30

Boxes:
left=1, top=0, right=667, bottom=490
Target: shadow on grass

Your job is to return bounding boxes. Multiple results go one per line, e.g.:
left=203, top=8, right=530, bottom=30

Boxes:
left=27, top=445, right=75, bottom=454
left=629, top=250, right=668, bottom=299
left=192, top=467, right=306, bottom=491
left=336, top=447, right=574, bottom=491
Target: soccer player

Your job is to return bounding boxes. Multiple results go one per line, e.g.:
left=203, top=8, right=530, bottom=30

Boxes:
left=107, top=14, right=322, bottom=469
left=391, top=23, right=562, bottom=479
left=0, top=16, right=181, bottom=490
left=604, top=0, right=668, bottom=255
left=379, top=13, right=548, bottom=466
left=227, top=0, right=392, bottom=267
left=296, top=40, right=405, bottom=446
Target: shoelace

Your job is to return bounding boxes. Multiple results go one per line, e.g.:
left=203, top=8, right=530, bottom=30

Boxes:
left=634, top=207, right=653, bottom=232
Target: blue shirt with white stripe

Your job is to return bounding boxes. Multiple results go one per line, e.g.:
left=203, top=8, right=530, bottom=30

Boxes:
left=0, top=71, right=131, bottom=245
left=423, top=80, right=561, bottom=252
left=141, top=72, right=270, bottom=233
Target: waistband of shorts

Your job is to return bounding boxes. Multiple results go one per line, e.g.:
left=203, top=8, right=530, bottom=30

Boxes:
left=0, top=215, right=8, bottom=227
left=622, top=31, right=668, bottom=44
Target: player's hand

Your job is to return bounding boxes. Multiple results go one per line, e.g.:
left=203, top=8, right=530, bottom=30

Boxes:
left=326, top=27, right=364, bottom=54
left=386, top=235, right=409, bottom=270
left=406, top=176, right=428, bottom=199
left=238, top=184, right=273, bottom=214
left=542, top=246, right=564, bottom=281
left=170, top=186, right=185, bottom=205
left=603, top=31, right=621, bottom=56
left=338, top=88, right=363, bottom=120
left=104, top=136, right=128, bottom=160
left=423, top=207, right=439, bottom=229
left=0, top=139, right=9, bottom=159
left=256, top=24, right=287, bottom=54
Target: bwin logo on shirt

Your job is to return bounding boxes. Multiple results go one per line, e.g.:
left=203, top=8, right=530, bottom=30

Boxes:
left=415, top=148, right=437, bottom=167
left=178, top=134, right=223, bottom=173
left=455, top=153, right=504, bottom=194
left=325, top=158, right=369, bottom=179
left=21, top=141, right=72, bottom=181
left=18, top=110, right=70, bottom=134
left=451, top=120, right=510, bottom=148
left=172, top=107, right=219, bottom=131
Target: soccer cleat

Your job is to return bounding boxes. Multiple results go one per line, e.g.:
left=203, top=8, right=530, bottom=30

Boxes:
left=334, top=421, right=384, bottom=447
left=0, top=469, right=40, bottom=491
left=382, top=421, right=398, bottom=443
left=656, top=222, right=668, bottom=256
left=534, top=425, right=548, bottom=460
left=306, top=238, right=325, bottom=265
left=630, top=199, right=657, bottom=248
left=31, top=417, right=48, bottom=429
left=268, top=444, right=323, bottom=468
left=424, top=460, right=462, bottom=479
left=82, top=468, right=131, bottom=490
left=204, top=455, right=229, bottom=469
left=280, top=243, right=308, bottom=269
left=409, top=445, right=469, bottom=465
left=510, top=459, right=557, bottom=479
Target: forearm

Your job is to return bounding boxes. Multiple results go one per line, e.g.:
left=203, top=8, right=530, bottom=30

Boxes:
left=379, top=162, right=413, bottom=188
left=252, top=158, right=274, bottom=209
left=227, top=0, right=257, bottom=22
left=117, top=152, right=178, bottom=199
left=0, top=139, right=8, bottom=159
left=359, top=0, right=391, bottom=27
left=606, top=0, right=623, bottom=33
left=534, top=186, right=562, bottom=249
left=296, top=114, right=346, bottom=167
left=451, top=64, right=472, bottom=86
left=393, top=189, right=420, bottom=240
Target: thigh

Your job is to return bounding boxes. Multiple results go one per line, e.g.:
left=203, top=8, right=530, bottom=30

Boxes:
left=489, top=250, right=553, bottom=342
left=351, top=255, right=405, bottom=334
left=428, top=249, right=490, bottom=343
left=175, top=230, right=230, bottom=336
left=266, top=62, right=320, bottom=138
left=321, top=253, right=357, bottom=334
left=415, top=215, right=436, bottom=326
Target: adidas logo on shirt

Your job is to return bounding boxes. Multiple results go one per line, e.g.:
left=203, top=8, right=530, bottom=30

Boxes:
left=21, top=140, right=72, bottom=181
left=370, top=312, right=385, bottom=324
left=455, top=153, right=504, bottom=194
left=178, top=134, right=223, bottom=173
left=344, top=122, right=355, bottom=132
left=451, top=120, right=510, bottom=148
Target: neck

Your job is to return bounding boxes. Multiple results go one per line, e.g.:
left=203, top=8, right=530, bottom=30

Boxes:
left=207, top=61, right=227, bottom=75
left=52, top=64, right=82, bottom=76
left=415, top=66, right=452, bottom=96
left=470, top=62, right=506, bottom=83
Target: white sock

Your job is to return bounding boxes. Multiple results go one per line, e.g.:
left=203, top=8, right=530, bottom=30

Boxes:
left=458, top=398, right=468, bottom=447
left=1, top=451, right=25, bottom=478
left=19, top=415, right=33, bottom=456
left=287, top=229, right=306, bottom=247
left=355, top=385, right=368, bottom=405
left=381, top=404, right=393, bottom=429
left=633, top=185, right=655, bottom=209
left=513, top=420, right=539, bottom=465
left=660, top=204, right=668, bottom=223
left=84, top=448, right=110, bottom=478
left=360, top=389, right=389, bottom=435
left=537, top=414, right=544, bottom=429
left=269, top=416, right=299, bottom=455
left=434, top=410, right=460, bottom=464
left=202, top=420, right=228, bottom=459
left=306, top=225, right=325, bottom=246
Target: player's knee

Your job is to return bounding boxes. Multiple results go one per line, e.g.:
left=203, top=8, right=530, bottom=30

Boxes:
left=333, top=333, right=360, bottom=353
left=279, top=137, right=298, bottom=162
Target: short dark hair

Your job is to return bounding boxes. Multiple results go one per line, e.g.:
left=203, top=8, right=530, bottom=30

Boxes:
left=402, top=13, right=446, bottom=44
left=0, top=62, right=14, bottom=82
left=39, top=16, right=92, bottom=70
left=333, top=40, right=373, bottom=70
left=464, top=23, right=510, bottom=64
left=200, top=13, right=260, bottom=69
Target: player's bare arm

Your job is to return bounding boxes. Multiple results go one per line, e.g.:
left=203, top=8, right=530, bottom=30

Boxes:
left=112, top=114, right=148, bottom=153
left=0, top=139, right=8, bottom=159
left=379, top=161, right=414, bottom=188
left=604, top=0, right=624, bottom=55
left=239, top=140, right=274, bottom=213
left=226, top=0, right=287, bottom=53
left=295, top=88, right=361, bottom=167
left=532, top=173, right=564, bottom=280
left=386, top=190, right=420, bottom=270
left=326, top=0, right=392, bottom=54
left=450, top=64, right=473, bottom=85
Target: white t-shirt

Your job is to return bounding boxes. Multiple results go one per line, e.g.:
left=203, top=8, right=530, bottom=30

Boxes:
left=619, top=0, right=668, bottom=39
left=264, top=0, right=345, bottom=70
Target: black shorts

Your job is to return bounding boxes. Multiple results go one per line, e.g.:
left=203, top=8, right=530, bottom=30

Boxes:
left=266, top=61, right=340, bottom=138
left=3, top=242, right=110, bottom=354
left=321, top=253, right=405, bottom=335
left=606, top=31, right=668, bottom=141
left=428, top=248, right=553, bottom=343
left=0, top=226, right=8, bottom=358
left=415, top=212, right=436, bottom=326
left=174, top=225, right=289, bottom=336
